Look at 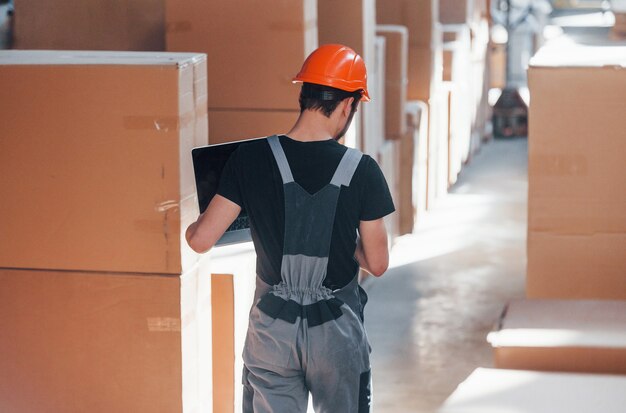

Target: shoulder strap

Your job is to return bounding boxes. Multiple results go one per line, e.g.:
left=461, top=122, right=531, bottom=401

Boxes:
left=267, top=135, right=294, bottom=184
left=330, top=148, right=363, bottom=187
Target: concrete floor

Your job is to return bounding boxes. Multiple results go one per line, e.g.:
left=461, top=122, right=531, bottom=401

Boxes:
left=363, top=138, right=528, bottom=413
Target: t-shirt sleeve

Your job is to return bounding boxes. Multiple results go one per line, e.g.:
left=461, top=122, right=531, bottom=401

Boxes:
left=359, top=155, right=396, bottom=221
left=216, top=148, right=244, bottom=208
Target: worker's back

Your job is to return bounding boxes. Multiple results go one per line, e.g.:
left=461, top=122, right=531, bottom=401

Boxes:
left=217, top=134, right=393, bottom=290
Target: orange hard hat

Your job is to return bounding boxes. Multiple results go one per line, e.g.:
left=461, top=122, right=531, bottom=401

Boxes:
left=293, top=44, right=370, bottom=102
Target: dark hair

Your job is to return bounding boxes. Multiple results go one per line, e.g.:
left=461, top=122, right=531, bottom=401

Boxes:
left=299, top=83, right=362, bottom=118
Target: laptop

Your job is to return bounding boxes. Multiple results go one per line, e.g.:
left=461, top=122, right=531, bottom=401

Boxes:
left=191, top=137, right=264, bottom=246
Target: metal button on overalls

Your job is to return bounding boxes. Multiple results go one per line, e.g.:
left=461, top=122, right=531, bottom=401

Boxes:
left=242, top=136, right=372, bottom=413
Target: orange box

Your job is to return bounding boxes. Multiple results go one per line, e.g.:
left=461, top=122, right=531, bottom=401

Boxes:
left=439, top=368, right=626, bottom=413
left=0, top=51, right=208, bottom=274
left=612, top=13, right=626, bottom=39
left=397, top=127, right=415, bottom=235
left=440, top=0, right=472, bottom=24
left=408, top=43, right=443, bottom=102
left=166, top=0, right=317, bottom=111
left=376, top=0, right=439, bottom=48
left=488, top=300, right=626, bottom=375
left=426, top=87, right=450, bottom=207
left=527, top=42, right=626, bottom=299
left=0, top=256, right=212, bottom=413
left=208, top=110, right=299, bottom=144
left=212, top=274, right=235, bottom=413
left=14, top=0, right=165, bottom=51
left=407, top=101, right=429, bottom=219
left=319, top=0, right=376, bottom=58
left=376, top=0, right=442, bottom=102
left=318, top=0, right=378, bottom=154
left=378, top=140, right=400, bottom=238
left=377, top=25, right=409, bottom=140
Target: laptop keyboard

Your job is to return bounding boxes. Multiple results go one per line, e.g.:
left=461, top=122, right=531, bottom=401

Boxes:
left=227, top=216, right=250, bottom=232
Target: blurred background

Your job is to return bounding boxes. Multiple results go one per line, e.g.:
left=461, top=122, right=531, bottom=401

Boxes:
left=0, top=1, right=625, bottom=412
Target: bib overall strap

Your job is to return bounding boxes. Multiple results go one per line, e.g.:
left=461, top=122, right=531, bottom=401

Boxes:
left=267, top=135, right=294, bottom=184
left=331, top=148, right=363, bottom=187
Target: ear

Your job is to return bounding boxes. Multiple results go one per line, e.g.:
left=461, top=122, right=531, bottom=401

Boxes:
left=343, top=97, right=355, bottom=116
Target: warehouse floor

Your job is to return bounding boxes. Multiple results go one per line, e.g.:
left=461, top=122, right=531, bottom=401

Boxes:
left=363, top=137, right=528, bottom=413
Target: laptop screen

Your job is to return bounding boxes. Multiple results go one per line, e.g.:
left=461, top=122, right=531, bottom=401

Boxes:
left=191, top=137, right=263, bottom=245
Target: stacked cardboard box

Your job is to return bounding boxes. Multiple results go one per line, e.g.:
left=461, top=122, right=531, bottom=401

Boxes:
left=319, top=0, right=379, bottom=154
left=426, top=88, right=451, bottom=206
left=470, top=19, right=492, bottom=146
left=379, top=141, right=400, bottom=237
left=377, top=0, right=442, bottom=102
left=442, top=25, right=473, bottom=186
left=441, top=0, right=491, bottom=151
left=397, top=102, right=428, bottom=234
left=440, top=0, right=488, bottom=25
left=397, top=126, right=415, bottom=235
left=377, top=0, right=445, bottom=209
left=407, top=101, right=430, bottom=222
left=377, top=25, right=409, bottom=141
left=488, top=300, right=626, bottom=374
left=14, top=0, right=165, bottom=51
left=370, top=36, right=387, bottom=153
left=527, top=41, right=626, bottom=299
left=0, top=51, right=211, bottom=413
left=211, top=274, right=235, bottom=413
left=438, top=368, right=626, bottom=413
left=166, top=0, right=317, bottom=144
left=489, top=40, right=507, bottom=89
left=0, top=261, right=212, bottom=413
left=0, top=51, right=207, bottom=275
left=612, top=13, right=626, bottom=39
left=209, top=244, right=258, bottom=411
left=440, top=0, right=471, bottom=25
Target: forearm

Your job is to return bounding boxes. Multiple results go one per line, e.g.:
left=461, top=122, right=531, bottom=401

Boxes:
left=355, top=218, right=389, bottom=277
left=354, top=237, right=375, bottom=275
left=185, top=195, right=241, bottom=254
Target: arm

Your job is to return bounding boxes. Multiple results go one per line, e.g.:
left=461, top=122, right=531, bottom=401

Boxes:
left=185, top=194, right=241, bottom=254
left=355, top=218, right=389, bottom=277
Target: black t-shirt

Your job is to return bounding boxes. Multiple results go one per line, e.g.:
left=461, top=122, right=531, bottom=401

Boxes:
left=217, top=135, right=395, bottom=289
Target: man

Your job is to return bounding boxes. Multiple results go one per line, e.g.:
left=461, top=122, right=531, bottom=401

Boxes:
left=186, top=44, right=394, bottom=413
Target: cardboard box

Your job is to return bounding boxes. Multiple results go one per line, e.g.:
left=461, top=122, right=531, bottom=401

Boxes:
left=407, top=101, right=429, bottom=219
left=318, top=0, right=379, bottom=154
left=408, top=44, right=442, bottom=102
left=0, top=51, right=207, bottom=275
left=440, top=0, right=472, bottom=25
left=14, top=0, right=165, bottom=51
left=426, top=88, right=450, bottom=208
left=442, top=24, right=473, bottom=183
left=0, top=257, right=212, bottom=413
left=376, top=0, right=439, bottom=48
left=470, top=19, right=491, bottom=146
left=397, top=122, right=415, bottom=235
left=438, top=368, right=626, bottom=413
left=376, top=1, right=443, bottom=102
left=363, top=35, right=387, bottom=154
left=377, top=25, right=409, bottom=140
left=208, top=110, right=299, bottom=144
left=166, top=0, right=317, bottom=111
left=612, top=13, right=626, bottom=39
left=488, top=300, right=626, bottom=374
left=489, top=41, right=507, bottom=89
left=443, top=50, right=454, bottom=82
left=208, top=243, right=258, bottom=410
left=378, top=141, right=399, bottom=238
left=527, top=41, right=626, bottom=299
left=212, top=274, right=235, bottom=413
left=319, top=0, right=376, bottom=59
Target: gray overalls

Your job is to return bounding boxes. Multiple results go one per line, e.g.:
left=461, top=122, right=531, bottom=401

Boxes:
left=242, top=136, right=372, bottom=413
